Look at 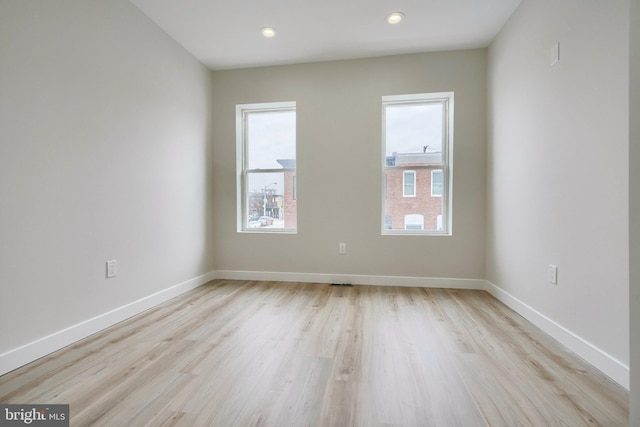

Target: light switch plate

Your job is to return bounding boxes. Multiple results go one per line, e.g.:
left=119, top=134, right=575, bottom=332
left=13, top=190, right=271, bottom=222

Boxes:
left=550, top=42, right=560, bottom=66
left=548, top=264, right=558, bottom=285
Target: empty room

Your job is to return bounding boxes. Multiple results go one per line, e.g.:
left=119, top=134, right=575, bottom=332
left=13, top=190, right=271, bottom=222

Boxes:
left=1, top=0, right=639, bottom=425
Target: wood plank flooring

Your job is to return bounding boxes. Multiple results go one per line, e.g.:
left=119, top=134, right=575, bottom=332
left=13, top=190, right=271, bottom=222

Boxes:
left=0, top=280, right=628, bottom=426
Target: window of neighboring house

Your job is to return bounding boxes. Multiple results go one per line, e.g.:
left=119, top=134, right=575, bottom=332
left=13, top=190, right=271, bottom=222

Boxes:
left=403, top=171, right=416, bottom=197
left=236, top=101, right=296, bottom=232
left=382, top=92, right=454, bottom=235
left=404, top=214, right=424, bottom=230
left=431, top=170, right=443, bottom=197
left=384, top=215, right=392, bottom=230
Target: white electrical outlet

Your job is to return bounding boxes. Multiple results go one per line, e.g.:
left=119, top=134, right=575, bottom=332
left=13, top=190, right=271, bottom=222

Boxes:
left=106, top=260, right=118, bottom=278
left=548, top=265, right=558, bottom=285
left=339, top=243, right=347, bottom=255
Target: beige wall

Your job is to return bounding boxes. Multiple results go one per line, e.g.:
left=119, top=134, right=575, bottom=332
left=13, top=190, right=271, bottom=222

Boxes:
left=211, top=51, right=487, bottom=279
left=487, top=0, right=629, bottom=371
left=0, top=0, right=215, bottom=356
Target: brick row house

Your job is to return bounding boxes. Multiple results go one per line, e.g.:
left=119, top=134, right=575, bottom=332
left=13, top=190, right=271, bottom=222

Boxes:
left=384, top=151, right=444, bottom=231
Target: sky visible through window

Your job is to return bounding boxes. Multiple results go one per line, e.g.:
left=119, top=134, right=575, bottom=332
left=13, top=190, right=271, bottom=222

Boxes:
left=385, top=103, right=443, bottom=155
left=247, top=110, right=296, bottom=194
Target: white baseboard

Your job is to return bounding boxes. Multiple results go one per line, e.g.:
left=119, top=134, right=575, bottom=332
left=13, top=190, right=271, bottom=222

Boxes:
left=215, top=270, right=486, bottom=290
left=0, top=270, right=217, bottom=377
left=484, top=280, right=629, bottom=390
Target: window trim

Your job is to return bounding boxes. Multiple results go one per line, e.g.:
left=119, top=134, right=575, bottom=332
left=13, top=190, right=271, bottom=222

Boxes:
left=292, top=175, right=297, bottom=201
left=236, top=101, right=297, bottom=233
left=381, top=92, right=454, bottom=236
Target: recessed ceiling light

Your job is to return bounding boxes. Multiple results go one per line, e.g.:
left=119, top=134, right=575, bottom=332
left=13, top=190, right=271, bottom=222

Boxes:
left=387, top=12, right=405, bottom=25
left=260, top=27, right=277, bottom=38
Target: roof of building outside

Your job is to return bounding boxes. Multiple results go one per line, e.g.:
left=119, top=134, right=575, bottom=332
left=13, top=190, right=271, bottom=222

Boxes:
left=387, top=151, right=442, bottom=166
left=276, top=159, right=296, bottom=168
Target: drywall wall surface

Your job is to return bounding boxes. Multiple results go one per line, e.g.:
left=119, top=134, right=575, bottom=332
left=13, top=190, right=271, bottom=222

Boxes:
left=211, top=50, right=487, bottom=279
left=487, top=0, right=629, bottom=367
left=0, top=0, right=214, bottom=354
left=630, top=0, right=640, bottom=420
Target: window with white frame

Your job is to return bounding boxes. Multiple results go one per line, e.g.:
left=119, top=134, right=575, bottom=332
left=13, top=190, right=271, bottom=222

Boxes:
left=403, top=171, right=416, bottom=197
left=431, top=170, right=443, bottom=197
left=236, top=101, right=296, bottom=232
left=404, top=214, right=424, bottom=230
left=382, top=92, right=453, bottom=235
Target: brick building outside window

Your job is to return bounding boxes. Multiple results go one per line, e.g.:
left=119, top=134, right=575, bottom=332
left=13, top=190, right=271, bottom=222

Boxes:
left=384, top=151, right=444, bottom=231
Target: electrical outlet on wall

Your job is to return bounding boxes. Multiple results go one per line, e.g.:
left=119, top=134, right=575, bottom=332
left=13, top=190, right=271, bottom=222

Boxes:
left=339, top=243, right=347, bottom=255
left=106, top=260, right=118, bottom=278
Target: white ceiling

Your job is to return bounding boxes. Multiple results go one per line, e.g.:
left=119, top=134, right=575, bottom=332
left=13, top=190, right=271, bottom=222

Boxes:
left=130, top=0, right=522, bottom=71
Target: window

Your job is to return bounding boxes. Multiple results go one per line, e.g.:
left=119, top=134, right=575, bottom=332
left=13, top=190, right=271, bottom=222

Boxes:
left=236, top=101, right=296, bottom=232
left=382, top=92, right=453, bottom=235
left=403, top=171, right=416, bottom=197
left=404, top=214, right=424, bottom=230
left=431, top=170, right=443, bottom=197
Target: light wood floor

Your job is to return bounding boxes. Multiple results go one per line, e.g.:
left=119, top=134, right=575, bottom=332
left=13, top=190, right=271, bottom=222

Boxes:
left=0, top=280, right=628, bottom=426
